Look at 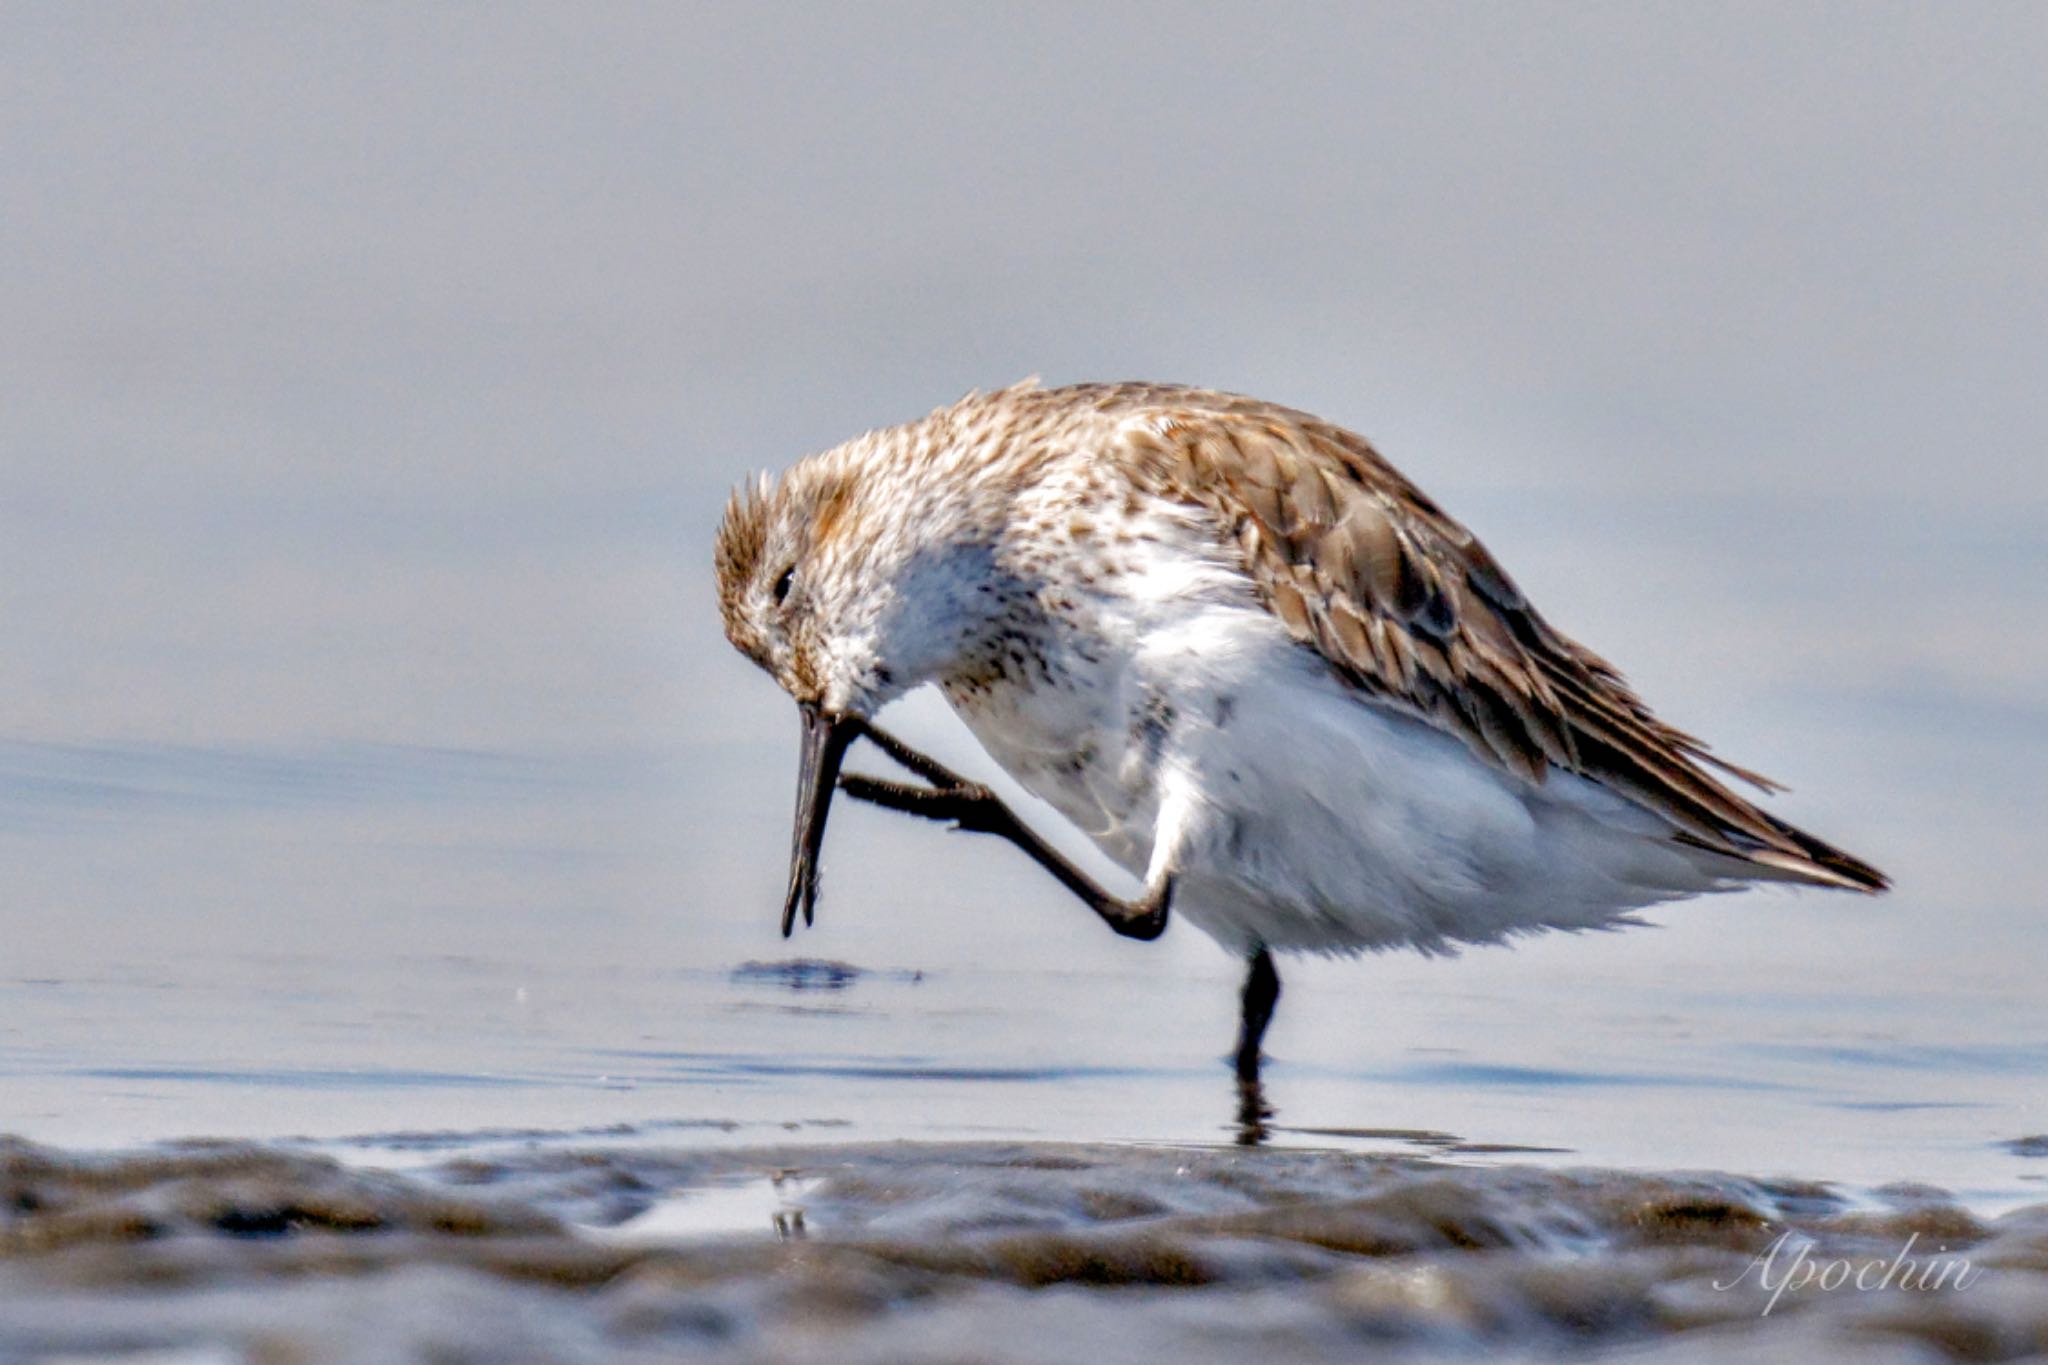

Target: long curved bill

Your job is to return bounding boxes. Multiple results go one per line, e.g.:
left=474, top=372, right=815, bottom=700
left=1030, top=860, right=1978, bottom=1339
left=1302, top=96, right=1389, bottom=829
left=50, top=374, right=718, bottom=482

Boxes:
left=781, top=702, right=860, bottom=937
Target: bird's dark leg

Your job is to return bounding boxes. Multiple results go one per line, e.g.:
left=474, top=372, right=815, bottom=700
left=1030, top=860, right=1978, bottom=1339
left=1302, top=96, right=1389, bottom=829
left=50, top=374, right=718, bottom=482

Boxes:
left=1233, top=946, right=1280, bottom=1081
left=838, top=722, right=1171, bottom=942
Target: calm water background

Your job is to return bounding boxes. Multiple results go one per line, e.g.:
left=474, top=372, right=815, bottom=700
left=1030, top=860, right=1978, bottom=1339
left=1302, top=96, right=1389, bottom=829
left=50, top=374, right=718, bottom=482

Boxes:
left=4, top=6, right=2046, bottom=1204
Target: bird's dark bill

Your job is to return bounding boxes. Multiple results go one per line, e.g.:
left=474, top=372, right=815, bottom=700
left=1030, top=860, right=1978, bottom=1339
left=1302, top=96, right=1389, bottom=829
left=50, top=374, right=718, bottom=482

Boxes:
left=781, top=703, right=857, bottom=936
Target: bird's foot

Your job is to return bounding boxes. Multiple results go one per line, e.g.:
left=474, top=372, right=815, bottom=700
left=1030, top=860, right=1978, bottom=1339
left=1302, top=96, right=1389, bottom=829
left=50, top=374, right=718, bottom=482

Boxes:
left=838, top=773, right=1017, bottom=837
left=837, top=720, right=1172, bottom=943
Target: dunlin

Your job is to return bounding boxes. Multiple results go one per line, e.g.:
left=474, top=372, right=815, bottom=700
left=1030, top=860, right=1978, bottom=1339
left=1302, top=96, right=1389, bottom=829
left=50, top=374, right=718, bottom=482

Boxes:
left=715, top=382, right=1886, bottom=1078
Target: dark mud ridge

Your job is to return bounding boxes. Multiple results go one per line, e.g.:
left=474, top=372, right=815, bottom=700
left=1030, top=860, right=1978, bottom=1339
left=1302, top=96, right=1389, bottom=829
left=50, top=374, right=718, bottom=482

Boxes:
left=3, top=1135, right=2045, bottom=1363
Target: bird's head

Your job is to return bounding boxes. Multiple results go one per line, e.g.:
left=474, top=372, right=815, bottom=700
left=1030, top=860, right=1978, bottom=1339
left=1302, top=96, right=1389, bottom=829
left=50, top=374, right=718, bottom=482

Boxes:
left=715, top=460, right=889, bottom=718
left=714, top=434, right=1011, bottom=934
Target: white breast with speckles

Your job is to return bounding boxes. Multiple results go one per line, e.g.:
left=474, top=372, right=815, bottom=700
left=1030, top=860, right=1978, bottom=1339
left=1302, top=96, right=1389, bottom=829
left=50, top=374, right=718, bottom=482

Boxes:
left=940, top=478, right=1736, bottom=957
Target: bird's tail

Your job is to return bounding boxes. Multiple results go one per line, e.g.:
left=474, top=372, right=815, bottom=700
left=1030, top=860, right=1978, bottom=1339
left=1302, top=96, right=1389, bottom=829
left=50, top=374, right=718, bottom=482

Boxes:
left=1677, top=813, right=1889, bottom=893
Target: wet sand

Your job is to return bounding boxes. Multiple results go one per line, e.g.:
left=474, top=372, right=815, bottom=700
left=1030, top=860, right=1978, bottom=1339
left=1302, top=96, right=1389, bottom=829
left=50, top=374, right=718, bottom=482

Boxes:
left=4, top=1129, right=2045, bottom=1363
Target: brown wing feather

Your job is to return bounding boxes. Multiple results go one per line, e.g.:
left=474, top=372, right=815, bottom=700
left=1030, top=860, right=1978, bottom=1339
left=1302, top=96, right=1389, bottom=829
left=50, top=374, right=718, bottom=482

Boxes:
left=1075, top=383, right=1885, bottom=893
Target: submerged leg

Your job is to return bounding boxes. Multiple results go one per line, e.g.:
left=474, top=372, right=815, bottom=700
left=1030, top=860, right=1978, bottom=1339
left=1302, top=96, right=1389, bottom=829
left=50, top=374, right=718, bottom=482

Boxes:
left=1233, top=1072, right=1273, bottom=1147
left=1233, top=946, right=1281, bottom=1080
left=838, top=721, right=1172, bottom=942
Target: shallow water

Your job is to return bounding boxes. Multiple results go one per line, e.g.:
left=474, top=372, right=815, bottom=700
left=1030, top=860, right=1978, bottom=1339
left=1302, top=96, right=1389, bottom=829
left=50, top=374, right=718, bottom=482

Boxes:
left=7, top=924, right=2048, bottom=1204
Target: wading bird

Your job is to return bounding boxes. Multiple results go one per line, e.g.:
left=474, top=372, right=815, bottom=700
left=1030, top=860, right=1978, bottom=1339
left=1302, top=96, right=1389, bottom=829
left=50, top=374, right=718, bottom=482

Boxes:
left=714, top=382, right=1886, bottom=1080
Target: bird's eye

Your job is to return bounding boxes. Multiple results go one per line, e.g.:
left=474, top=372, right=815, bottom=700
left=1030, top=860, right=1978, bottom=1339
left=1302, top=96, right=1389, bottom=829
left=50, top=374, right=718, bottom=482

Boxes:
left=772, top=565, right=796, bottom=605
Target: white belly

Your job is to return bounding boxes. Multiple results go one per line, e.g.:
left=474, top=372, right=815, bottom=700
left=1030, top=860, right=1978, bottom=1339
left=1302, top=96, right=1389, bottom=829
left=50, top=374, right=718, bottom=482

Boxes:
left=945, top=590, right=1732, bottom=957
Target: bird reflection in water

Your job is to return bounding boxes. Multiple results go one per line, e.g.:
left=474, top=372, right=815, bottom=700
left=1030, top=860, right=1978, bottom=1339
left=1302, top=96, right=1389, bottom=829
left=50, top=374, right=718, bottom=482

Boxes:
left=1234, top=1074, right=1274, bottom=1146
